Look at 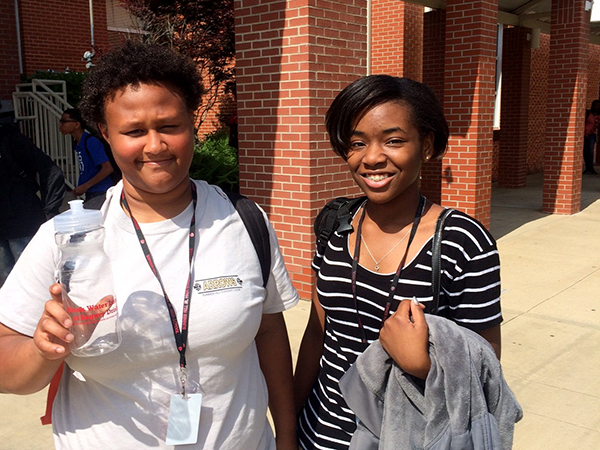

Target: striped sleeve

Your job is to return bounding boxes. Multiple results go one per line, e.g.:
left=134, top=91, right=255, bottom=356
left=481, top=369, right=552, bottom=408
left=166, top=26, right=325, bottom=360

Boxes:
left=440, top=211, right=503, bottom=331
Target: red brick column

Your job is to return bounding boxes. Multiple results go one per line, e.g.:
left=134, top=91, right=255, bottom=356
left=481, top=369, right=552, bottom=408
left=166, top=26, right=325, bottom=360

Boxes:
left=371, top=0, right=423, bottom=80
left=422, top=9, right=446, bottom=105
left=528, top=33, right=549, bottom=174
left=498, top=27, right=531, bottom=188
left=0, top=1, right=21, bottom=102
left=442, top=0, right=498, bottom=228
left=421, top=9, right=446, bottom=204
left=235, top=1, right=366, bottom=299
left=543, top=0, right=588, bottom=214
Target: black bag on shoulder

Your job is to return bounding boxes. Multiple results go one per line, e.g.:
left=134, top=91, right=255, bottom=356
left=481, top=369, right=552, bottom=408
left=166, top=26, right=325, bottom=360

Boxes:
left=314, top=196, right=366, bottom=256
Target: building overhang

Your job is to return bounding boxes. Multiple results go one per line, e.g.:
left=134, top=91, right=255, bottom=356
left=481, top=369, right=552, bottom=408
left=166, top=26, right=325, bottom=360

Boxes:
left=406, top=0, right=600, bottom=45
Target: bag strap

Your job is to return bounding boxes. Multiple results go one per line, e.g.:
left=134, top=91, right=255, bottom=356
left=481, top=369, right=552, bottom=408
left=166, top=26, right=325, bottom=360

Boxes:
left=314, top=196, right=366, bottom=256
left=431, top=208, right=453, bottom=315
left=40, top=362, right=64, bottom=425
left=225, top=191, right=271, bottom=288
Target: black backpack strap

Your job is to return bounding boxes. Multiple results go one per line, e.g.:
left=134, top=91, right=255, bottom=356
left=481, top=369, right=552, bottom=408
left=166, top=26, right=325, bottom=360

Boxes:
left=225, top=191, right=271, bottom=288
left=314, top=196, right=366, bottom=256
left=431, top=208, right=453, bottom=315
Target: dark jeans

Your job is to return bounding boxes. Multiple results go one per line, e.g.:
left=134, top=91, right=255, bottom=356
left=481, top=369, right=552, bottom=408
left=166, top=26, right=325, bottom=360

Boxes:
left=583, top=134, right=597, bottom=172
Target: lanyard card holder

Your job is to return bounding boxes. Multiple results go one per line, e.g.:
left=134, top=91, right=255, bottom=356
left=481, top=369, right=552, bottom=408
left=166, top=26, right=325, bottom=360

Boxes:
left=166, top=392, right=203, bottom=446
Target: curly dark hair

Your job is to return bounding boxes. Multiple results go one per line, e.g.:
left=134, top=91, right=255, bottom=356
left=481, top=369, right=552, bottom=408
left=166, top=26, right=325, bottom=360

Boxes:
left=78, top=41, right=203, bottom=132
left=326, top=75, right=449, bottom=161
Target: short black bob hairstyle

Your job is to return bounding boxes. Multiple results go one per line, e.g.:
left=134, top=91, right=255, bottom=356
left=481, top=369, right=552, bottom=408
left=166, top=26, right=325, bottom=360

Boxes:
left=325, top=75, right=449, bottom=161
left=78, top=40, right=203, bottom=133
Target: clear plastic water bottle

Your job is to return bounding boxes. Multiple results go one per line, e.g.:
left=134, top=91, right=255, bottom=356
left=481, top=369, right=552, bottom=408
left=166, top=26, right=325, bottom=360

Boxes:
left=54, top=200, right=121, bottom=357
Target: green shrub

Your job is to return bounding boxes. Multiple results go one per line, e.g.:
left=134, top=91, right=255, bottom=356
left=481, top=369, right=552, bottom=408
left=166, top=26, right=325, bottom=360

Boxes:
left=189, top=128, right=239, bottom=191
left=21, top=71, right=87, bottom=106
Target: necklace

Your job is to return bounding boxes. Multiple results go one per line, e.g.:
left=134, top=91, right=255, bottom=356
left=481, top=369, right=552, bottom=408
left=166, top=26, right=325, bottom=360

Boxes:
left=361, top=223, right=411, bottom=272
left=351, top=195, right=426, bottom=343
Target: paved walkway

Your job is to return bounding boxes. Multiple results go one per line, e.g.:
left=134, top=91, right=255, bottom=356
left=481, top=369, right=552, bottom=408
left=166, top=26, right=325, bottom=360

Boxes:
left=1, top=173, right=599, bottom=449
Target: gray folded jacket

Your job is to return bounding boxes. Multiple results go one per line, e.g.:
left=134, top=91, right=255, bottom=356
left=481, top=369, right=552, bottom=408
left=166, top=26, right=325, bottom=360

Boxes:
left=339, top=315, right=523, bottom=450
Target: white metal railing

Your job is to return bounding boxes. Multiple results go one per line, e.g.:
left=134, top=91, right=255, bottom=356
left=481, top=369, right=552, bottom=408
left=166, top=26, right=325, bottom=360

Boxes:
left=12, top=79, right=79, bottom=188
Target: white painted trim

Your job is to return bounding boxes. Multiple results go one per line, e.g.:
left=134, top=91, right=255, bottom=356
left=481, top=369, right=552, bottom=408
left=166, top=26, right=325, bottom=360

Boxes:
left=107, top=26, right=148, bottom=35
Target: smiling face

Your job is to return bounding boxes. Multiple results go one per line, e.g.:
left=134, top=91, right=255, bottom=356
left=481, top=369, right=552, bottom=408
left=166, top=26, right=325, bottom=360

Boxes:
left=347, top=101, right=433, bottom=206
left=99, top=83, right=195, bottom=199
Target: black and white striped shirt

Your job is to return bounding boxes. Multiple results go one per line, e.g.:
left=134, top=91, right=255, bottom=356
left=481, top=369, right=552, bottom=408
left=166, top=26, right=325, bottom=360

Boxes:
left=297, top=209, right=502, bottom=450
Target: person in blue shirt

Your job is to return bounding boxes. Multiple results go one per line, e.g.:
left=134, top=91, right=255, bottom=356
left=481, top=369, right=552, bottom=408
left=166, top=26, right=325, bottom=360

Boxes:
left=60, top=108, right=114, bottom=205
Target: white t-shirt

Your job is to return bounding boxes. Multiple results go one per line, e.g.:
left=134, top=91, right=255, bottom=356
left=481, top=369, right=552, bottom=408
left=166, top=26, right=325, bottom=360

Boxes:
left=0, top=179, right=299, bottom=450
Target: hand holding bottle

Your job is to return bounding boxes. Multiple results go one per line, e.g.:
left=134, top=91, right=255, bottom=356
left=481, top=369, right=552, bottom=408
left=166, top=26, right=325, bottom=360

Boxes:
left=60, top=285, right=117, bottom=353
left=32, top=283, right=74, bottom=359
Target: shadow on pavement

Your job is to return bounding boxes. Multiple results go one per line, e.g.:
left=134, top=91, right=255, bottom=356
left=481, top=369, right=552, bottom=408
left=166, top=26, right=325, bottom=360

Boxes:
left=490, top=172, right=600, bottom=240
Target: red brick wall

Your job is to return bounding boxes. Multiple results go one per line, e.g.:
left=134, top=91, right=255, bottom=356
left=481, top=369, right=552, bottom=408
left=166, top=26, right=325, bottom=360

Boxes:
left=0, top=1, right=21, bottom=101
left=442, top=0, right=497, bottom=227
left=19, top=0, right=108, bottom=74
left=196, top=96, right=235, bottom=138
left=528, top=32, right=549, bottom=174
left=195, top=74, right=236, bottom=137
left=107, top=30, right=130, bottom=50
left=371, top=0, right=423, bottom=80
left=422, top=9, right=446, bottom=101
left=402, top=3, right=424, bottom=80
left=235, top=0, right=366, bottom=299
left=421, top=8, right=446, bottom=204
left=492, top=137, right=500, bottom=180
left=543, top=0, right=588, bottom=214
left=587, top=43, right=600, bottom=107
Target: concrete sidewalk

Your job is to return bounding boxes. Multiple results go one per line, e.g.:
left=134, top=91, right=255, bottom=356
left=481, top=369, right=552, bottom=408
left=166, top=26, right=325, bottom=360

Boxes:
left=1, top=173, right=599, bottom=449
left=487, top=173, right=600, bottom=449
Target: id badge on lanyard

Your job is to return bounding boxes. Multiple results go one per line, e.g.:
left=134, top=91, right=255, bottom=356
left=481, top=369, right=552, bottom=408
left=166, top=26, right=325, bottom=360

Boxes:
left=121, top=182, right=202, bottom=445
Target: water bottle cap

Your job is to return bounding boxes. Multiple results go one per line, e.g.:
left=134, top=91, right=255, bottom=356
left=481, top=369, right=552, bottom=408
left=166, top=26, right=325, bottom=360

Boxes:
left=53, top=199, right=103, bottom=233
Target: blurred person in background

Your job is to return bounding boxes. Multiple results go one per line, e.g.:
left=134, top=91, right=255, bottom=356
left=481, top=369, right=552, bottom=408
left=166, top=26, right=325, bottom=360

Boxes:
left=0, top=105, right=66, bottom=286
left=60, top=107, right=114, bottom=204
